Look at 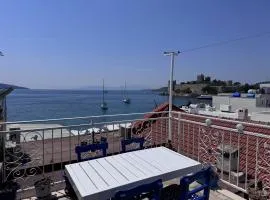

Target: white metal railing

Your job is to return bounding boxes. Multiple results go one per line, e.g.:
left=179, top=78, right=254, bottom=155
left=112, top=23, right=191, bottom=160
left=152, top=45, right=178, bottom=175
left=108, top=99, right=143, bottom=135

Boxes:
left=0, top=111, right=167, bottom=125
left=170, top=111, right=270, bottom=197
left=1, top=110, right=270, bottom=198
left=0, top=111, right=169, bottom=198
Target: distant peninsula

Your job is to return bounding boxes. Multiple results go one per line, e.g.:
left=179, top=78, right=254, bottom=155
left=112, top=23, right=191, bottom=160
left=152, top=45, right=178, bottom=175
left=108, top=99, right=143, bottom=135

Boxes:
left=0, top=83, right=28, bottom=89
left=154, top=73, right=266, bottom=96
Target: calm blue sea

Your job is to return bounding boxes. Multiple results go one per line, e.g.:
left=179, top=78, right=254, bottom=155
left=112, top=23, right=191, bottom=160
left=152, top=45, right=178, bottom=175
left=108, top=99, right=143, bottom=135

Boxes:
left=6, top=89, right=209, bottom=125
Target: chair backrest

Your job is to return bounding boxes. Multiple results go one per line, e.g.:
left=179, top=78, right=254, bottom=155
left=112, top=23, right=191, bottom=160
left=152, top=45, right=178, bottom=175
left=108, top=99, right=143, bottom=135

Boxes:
left=179, top=167, right=212, bottom=200
left=114, top=179, right=163, bottom=200
left=75, top=142, right=108, bottom=162
left=121, top=137, right=145, bottom=153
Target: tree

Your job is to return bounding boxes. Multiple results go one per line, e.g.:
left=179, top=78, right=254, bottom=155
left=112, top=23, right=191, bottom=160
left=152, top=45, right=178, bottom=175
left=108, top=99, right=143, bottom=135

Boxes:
left=175, top=89, right=181, bottom=93
left=249, top=83, right=259, bottom=90
left=238, top=83, right=250, bottom=93
left=202, top=86, right=218, bottom=94
left=233, top=82, right=241, bottom=86
left=212, top=79, right=218, bottom=85
left=182, top=87, right=192, bottom=94
left=214, top=80, right=226, bottom=86
left=211, top=79, right=226, bottom=86
left=205, top=76, right=211, bottom=83
left=221, top=86, right=236, bottom=93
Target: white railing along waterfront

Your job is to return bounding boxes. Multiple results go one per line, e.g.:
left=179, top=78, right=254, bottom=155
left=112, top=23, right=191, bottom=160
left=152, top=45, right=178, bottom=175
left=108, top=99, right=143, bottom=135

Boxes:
left=1, top=110, right=270, bottom=198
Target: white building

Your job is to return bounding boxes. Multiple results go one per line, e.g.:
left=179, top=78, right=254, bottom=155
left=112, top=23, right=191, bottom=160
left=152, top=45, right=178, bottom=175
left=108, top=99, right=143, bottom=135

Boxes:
left=260, top=83, right=270, bottom=94
left=211, top=83, right=270, bottom=122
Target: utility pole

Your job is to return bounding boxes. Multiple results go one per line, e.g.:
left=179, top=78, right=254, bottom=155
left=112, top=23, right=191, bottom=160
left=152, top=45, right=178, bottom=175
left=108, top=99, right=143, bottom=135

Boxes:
left=164, top=51, right=180, bottom=141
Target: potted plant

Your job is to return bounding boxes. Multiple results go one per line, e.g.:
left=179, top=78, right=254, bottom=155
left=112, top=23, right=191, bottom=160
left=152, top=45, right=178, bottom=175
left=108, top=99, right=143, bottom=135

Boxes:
left=248, top=181, right=268, bottom=200
left=34, top=177, right=52, bottom=199
left=165, top=140, right=175, bottom=151
left=0, top=180, right=19, bottom=200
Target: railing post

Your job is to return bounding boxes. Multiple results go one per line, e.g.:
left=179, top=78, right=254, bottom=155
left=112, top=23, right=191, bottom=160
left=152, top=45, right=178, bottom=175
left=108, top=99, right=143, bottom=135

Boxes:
left=236, top=123, right=244, bottom=187
left=42, top=130, right=45, bottom=174
left=168, top=113, right=172, bottom=141
left=1, top=132, right=6, bottom=183
left=0, top=110, right=7, bottom=183
left=255, top=137, right=259, bottom=189
left=177, top=112, right=181, bottom=152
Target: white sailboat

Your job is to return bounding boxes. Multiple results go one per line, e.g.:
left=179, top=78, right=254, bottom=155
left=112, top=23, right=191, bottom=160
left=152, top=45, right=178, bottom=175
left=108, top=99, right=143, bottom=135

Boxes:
left=122, top=81, right=130, bottom=104
left=100, top=79, right=108, bottom=110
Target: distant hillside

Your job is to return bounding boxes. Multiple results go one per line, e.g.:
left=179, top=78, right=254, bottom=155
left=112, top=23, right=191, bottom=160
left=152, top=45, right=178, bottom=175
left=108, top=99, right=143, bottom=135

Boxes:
left=78, top=85, right=149, bottom=90
left=0, top=83, right=28, bottom=89
left=152, top=87, right=168, bottom=92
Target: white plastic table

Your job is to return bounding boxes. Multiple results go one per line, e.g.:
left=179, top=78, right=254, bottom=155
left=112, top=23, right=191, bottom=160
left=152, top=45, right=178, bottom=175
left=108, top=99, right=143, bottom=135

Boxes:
left=65, top=147, right=201, bottom=200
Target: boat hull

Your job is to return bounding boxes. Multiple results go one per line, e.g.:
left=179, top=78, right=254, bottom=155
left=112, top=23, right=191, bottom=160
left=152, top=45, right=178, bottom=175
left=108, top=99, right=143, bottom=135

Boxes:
left=123, top=99, right=130, bottom=104
left=100, top=103, right=108, bottom=110
left=197, top=95, right=212, bottom=100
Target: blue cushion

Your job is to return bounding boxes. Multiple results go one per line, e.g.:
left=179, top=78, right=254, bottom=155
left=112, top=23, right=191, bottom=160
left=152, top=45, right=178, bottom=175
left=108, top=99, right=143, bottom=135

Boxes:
left=75, top=142, right=108, bottom=161
left=121, top=137, right=145, bottom=153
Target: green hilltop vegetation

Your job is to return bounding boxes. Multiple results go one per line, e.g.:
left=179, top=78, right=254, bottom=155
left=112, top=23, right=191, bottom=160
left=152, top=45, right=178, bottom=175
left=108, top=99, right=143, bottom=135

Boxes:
left=0, top=83, right=28, bottom=89
left=154, top=75, right=267, bottom=96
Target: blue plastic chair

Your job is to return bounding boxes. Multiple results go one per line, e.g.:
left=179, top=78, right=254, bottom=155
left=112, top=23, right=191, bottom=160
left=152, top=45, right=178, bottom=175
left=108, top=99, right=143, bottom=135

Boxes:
left=113, top=179, right=163, bottom=200
left=75, top=142, right=108, bottom=162
left=179, top=167, right=212, bottom=200
left=121, top=137, right=145, bottom=153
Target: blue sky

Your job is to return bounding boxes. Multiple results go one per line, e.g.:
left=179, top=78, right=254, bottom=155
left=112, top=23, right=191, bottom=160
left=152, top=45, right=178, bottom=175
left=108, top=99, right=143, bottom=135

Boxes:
left=0, top=0, right=270, bottom=89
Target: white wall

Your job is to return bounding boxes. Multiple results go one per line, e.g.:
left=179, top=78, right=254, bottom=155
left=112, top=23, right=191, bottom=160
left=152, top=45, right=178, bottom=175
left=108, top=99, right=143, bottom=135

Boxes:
left=213, top=96, right=256, bottom=112
left=260, top=84, right=270, bottom=94
left=251, top=112, right=270, bottom=123
left=213, top=96, right=270, bottom=114
left=260, top=84, right=270, bottom=88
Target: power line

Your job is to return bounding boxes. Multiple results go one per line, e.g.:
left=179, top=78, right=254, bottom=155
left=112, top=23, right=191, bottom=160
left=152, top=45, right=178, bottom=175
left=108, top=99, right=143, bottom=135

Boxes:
left=181, top=31, right=270, bottom=53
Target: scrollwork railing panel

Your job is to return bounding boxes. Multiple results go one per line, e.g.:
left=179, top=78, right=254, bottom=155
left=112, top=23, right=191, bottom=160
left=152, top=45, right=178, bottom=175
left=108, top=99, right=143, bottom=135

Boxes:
left=132, top=119, right=154, bottom=147
left=198, top=126, right=222, bottom=166
left=4, top=130, right=44, bottom=190
left=257, top=139, right=270, bottom=194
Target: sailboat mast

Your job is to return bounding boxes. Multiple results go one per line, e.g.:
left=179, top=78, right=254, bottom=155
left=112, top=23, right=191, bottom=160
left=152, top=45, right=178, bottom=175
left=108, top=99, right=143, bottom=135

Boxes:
left=124, top=81, right=127, bottom=98
left=102, top=79, right=105, bottom=103
left=122, top=81, right=130, bottom=104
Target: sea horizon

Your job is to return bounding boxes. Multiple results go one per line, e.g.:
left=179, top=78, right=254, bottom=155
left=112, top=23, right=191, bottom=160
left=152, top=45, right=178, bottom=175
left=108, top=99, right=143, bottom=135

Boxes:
left=6, top=89, right=210, bottom=124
